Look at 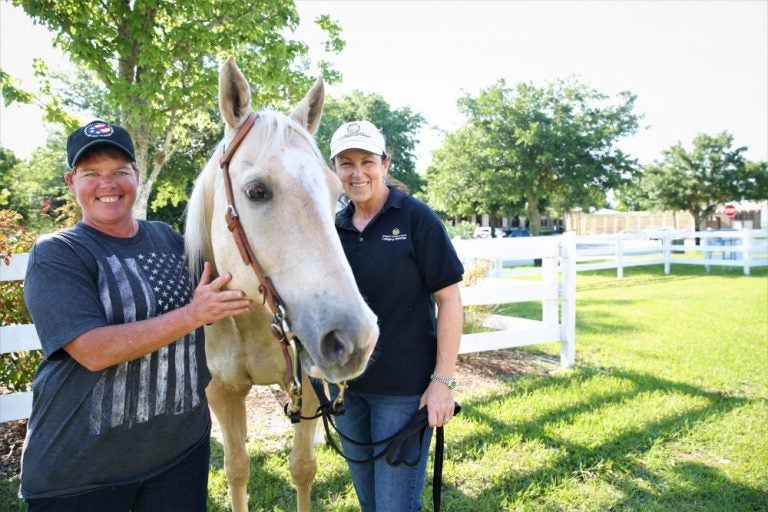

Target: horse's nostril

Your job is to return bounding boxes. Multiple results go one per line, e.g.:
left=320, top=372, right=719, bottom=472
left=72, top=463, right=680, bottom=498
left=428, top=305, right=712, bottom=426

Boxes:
left=321, top=331, right=351, bottom=365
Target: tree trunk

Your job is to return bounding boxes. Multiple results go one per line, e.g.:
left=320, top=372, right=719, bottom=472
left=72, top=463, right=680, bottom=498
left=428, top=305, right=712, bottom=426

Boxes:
left=126, top=117, right=177, bottom=220
left=693, top=211, right=705, bottom=246
left=526, top=194, right=541, bottom=236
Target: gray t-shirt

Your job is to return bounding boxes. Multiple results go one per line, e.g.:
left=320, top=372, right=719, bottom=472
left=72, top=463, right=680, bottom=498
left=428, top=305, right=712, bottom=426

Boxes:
left=20, top=221, right=211, bottom=499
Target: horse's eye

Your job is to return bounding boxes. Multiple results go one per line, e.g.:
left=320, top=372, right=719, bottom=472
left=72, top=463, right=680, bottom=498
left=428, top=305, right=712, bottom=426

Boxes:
left=243, top=182, right=271, bottom=202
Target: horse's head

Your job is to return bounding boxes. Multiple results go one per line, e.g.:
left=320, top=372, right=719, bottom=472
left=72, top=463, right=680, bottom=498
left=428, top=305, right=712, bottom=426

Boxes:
left=186, top=57, right=378, bottom=383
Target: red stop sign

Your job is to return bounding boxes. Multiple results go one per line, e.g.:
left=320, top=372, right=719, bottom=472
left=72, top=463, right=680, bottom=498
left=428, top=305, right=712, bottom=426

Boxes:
left=724, top=204, right=737, bottom=218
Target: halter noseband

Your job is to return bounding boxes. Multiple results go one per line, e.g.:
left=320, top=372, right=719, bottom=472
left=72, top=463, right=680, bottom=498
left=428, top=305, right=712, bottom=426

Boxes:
left=219, top=112, right=307, bottom=421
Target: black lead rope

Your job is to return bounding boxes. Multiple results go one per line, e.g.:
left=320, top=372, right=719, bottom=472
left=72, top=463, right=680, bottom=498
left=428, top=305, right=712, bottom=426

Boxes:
left=306, top=378, right=459, bottom=511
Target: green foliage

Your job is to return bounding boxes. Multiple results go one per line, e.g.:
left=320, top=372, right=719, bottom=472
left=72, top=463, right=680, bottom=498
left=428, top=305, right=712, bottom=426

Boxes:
left=426, top=77, right=641, bottom=233
left=12, top=0, right=346, bottom=218
left=315, top=91, right=426, bottom=193
left=2, top=130, right=74, bottom=232
left=640, top=132, right=767, bottom=230
left=0, top=69, right=34, bottom=106
left=444, top=220, right=476, bottom=240
left=0, top=210, right=41, bottom=394
left=0, top=147, right=20, bottom=208
left=147, top=126, right=223, bottom=228
left=426, top=124, right=522, bottom=216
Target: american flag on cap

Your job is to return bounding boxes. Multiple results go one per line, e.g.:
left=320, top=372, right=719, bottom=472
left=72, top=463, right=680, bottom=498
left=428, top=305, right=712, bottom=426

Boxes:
left=84, top=121, right=114, bottom=138
left=66, top=119, right=136, bottom=169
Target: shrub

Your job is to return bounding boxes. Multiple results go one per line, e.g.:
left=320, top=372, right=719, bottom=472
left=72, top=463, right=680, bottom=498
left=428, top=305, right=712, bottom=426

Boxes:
left=0, top=204, right=77, bottom=394
left=0, top=210, right=41, bottom=392
left=445, top=220, right=476, bottom=239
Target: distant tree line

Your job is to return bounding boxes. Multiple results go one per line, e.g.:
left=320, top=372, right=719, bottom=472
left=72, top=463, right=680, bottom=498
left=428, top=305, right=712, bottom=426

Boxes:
left=1, top=1, right=766, bottom=236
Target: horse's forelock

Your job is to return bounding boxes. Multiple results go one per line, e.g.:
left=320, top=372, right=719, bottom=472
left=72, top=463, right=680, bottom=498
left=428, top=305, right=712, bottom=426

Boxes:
left=185, top=110, right=329, bottom=285
left=241, top=112, right=327, bottom=170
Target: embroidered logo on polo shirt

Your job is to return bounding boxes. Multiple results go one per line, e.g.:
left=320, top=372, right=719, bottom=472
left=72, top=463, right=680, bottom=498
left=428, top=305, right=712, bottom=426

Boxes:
left=381, top=227, right=407, bottom=242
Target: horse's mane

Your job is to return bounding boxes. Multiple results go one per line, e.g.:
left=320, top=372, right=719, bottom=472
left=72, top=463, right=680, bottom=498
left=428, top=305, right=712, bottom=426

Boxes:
left=184, top=109, right=328, bottom=285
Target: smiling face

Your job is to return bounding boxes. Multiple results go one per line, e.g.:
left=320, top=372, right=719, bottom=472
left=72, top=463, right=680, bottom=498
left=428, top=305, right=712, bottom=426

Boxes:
left=333, top=149, right=391, bottom=208
left=65, top=148, right=139, bottom=237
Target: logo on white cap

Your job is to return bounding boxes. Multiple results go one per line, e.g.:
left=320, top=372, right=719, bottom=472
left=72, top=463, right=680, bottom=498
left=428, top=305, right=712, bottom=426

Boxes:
left=330, top=120, right=386, bottom=159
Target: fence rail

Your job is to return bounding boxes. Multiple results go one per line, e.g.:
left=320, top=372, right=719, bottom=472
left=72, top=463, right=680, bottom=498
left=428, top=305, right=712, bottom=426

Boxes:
left=453, top=233, right=577, bottom=367
left=0, top=234, right=579, bottom=422
left=572, top=228, right=767, bottom=278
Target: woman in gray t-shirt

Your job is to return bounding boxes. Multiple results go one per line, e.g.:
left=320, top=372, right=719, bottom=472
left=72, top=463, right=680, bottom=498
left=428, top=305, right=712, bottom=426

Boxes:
left=21, top=120, right=251, bottom=511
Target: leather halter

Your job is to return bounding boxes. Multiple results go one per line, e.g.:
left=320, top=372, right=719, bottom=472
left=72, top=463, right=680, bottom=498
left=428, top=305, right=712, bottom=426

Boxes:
left=219, top=112, right=303, bottom=421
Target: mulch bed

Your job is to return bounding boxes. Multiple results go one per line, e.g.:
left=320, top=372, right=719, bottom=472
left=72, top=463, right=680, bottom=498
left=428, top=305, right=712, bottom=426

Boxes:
left=1, top=420, right=26, bottom=480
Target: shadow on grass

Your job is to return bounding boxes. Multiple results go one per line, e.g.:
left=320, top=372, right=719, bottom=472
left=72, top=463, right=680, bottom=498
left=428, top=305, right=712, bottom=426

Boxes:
left=428, top=367, right=767, bottom=512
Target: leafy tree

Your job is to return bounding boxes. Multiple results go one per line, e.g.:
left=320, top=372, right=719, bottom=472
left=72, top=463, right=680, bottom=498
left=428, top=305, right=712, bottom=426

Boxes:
left=149, top=127, right=223, bottom=231
left=0, top=147, right=21, bottom=207
left=12, top=0, right=345, bottom=218
left=427, top=78, right=640, bottom=234
left=424, top=125, right=516, bottom=219
left=641, top=132, right=768, bottom=233
left=0, top=69, right=35, bottom=106
left=0, top=210, right=42, bottom=393
left=4, top=130, right=73, bottom=232
left=315, top=91, right=425, bottom=193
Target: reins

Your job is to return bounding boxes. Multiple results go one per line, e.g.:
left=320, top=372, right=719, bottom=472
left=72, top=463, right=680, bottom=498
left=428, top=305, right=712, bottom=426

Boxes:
left=219, top=112, right=303, bottom=422
left=306, top=378, right=459, bottom=512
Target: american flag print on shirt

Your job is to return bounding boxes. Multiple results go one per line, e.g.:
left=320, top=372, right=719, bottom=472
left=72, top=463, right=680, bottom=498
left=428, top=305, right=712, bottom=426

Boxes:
left=89, top=251, right=201, bottom=435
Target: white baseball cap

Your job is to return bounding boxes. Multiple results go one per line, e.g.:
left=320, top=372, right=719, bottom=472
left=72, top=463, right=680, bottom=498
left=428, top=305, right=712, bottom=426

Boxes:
left=330, top=120, right=387, bottom=159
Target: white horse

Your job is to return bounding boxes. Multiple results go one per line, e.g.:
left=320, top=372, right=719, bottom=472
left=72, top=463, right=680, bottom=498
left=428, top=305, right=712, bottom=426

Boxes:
left=185, top=57, right=379, bottom=512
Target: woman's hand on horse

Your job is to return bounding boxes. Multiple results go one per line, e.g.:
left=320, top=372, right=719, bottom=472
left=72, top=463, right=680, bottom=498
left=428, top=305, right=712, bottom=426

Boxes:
left=186, top=261, right=252, bottom=326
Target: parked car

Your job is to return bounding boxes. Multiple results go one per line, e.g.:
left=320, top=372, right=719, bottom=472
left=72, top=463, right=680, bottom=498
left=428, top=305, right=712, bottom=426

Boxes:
left=642, top=227, right=684, bottom=241
left=504, top=228, right=532, bottom=237
left=473, top=227, right=493, bottom=239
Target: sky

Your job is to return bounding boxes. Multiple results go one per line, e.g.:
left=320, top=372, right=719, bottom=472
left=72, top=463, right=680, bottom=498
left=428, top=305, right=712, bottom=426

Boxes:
left=1, top=1, right=766, bottom=173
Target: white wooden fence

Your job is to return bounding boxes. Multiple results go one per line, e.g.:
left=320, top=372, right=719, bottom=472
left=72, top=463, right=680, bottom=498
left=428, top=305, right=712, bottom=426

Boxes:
left=574, top=228, right=767, bottom=278
left=1, top=234, right=579, bottom=423
left=454, top=233, right=577, bottom=368
left=1, top=252, right=35, bottom=423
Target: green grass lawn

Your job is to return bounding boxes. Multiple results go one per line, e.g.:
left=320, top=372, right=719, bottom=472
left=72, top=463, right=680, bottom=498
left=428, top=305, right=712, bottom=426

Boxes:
left=3, top=265, right=766, bottom=511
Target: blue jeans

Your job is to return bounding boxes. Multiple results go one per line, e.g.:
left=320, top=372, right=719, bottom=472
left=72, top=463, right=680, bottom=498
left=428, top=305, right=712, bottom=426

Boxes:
left=333, top=390, right=432, bottom=512
left=25, top=436, right=210, bottom=512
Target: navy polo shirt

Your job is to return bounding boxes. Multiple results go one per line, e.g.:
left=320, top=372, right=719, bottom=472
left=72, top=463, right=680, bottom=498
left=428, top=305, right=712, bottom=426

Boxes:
left=336, top=187, right=464, bottom=395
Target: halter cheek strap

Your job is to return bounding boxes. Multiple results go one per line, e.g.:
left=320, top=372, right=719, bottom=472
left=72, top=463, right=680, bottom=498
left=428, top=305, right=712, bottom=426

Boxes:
left=218, top=111, right=303, bottom=421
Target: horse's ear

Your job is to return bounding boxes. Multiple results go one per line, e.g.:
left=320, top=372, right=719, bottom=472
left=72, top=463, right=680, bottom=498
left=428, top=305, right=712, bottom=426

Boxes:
left=219, top=56, right=252, bottom=128
left=290, top=78, right=324, bottom=135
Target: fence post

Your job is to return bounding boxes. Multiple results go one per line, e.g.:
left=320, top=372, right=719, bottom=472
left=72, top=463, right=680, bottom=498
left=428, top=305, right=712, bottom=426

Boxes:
left=615, top=233, right=624, bottom=279
left=663, top=235, right=671, bottom=275
left=542, top=248, right=558, bottom=327
left=743, top=229, right=752, bottom=276
left=559, top=232, right=576, bottom=368
left=703, top=232, right=711, bottom=274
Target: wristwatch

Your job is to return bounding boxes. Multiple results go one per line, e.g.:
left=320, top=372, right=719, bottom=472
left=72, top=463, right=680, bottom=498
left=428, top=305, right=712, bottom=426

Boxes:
left=430, top=373, right=458, bottom=390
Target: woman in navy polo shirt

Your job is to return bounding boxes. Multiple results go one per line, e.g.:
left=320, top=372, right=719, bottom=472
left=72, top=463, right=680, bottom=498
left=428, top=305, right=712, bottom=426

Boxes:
left=329, top=120, right=464, bottom=512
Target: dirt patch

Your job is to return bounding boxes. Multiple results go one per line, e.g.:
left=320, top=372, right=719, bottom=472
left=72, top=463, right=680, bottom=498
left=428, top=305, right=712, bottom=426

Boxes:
left=1, top=349, right=555, bottom=478
left=217, top=349, right=555, bottom=447
left=1, top=420, right=26, bottom=480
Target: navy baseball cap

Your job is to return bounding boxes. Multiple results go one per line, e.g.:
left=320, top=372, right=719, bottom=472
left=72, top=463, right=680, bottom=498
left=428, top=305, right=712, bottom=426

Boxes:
left=66, top=120, right=136, bottom=170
